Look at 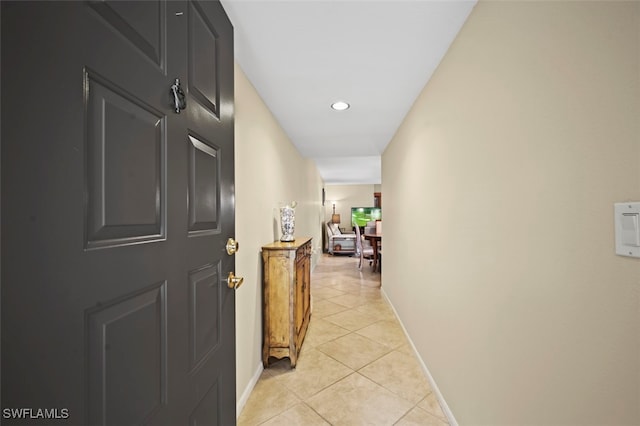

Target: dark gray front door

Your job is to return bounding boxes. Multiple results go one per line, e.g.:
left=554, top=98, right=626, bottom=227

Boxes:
left=1, top=1, right=236, bottom=424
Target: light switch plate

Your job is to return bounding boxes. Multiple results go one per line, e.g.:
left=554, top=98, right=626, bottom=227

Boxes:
left=614, top=202, right=640, bottom=258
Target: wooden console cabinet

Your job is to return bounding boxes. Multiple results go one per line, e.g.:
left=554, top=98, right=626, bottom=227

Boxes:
left=261, top=237, right=312, bottom=368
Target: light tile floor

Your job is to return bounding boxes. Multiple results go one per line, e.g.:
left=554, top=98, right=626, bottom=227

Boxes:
left=238, top=254, right=450, bottom=426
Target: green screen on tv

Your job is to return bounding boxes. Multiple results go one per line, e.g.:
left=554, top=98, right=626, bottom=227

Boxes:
left=351, top=207, right=382, bottom=227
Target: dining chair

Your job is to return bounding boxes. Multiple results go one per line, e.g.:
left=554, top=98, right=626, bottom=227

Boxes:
left=354, top=225, right=374, bottom=270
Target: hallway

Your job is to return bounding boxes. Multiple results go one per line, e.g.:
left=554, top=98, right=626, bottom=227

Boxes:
left=238, top=254, right=449, bottom=425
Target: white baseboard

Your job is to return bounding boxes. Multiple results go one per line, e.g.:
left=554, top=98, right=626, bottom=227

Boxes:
left=236, top=361, right=263, bottom=419
left=380, top=289, right=458, bottom=426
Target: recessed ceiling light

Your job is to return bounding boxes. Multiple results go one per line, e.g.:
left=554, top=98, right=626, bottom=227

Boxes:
left=331, top=101, right=350, bottom=111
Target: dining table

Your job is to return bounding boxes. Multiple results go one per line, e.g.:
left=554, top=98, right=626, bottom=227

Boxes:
left=363, top=232, right=382, bottom=271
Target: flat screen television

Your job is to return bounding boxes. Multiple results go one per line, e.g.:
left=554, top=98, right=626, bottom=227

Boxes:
left=351, top=207, right=382, bottom=227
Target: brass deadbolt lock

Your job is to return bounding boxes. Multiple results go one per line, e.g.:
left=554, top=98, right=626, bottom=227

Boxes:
left=226, top=238, right=239, bottom=255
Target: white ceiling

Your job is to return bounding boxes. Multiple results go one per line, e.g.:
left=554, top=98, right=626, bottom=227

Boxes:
left=220, top=0, right=476, bottom=185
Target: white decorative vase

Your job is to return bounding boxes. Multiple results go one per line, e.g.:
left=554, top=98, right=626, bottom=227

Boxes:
left=280, top=201, right=297, bottom=242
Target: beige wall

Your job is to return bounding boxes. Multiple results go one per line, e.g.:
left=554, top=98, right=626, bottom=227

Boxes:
left=234, top=63, right=324, bottom=410
left=325, top=184, right=377, bottom=229
left=382, top=1, right=640, bottom=425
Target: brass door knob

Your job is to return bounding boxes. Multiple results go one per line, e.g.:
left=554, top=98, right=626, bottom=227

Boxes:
left=227, top=271, right=244, bottom=289
left=226, top=238, right=239, bottom=255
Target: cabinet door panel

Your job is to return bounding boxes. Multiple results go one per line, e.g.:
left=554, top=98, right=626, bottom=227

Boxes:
left=295, top=256, right=305, bottom=336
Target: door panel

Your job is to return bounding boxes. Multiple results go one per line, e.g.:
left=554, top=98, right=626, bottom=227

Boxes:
left=188, top=262, right=222, bottom=370
left=86, top=282, right=167, bottom=425
left=188, top=0, right=220, bottom=118
left=189, top=380, right=221, bottom=426
left=1, top=1, right=235, bottom=425
left=85, top=71, right=166, bottom=248
left=88, top=0, right=166, bottom=69
left=188, top=135, right=220, bottom=235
